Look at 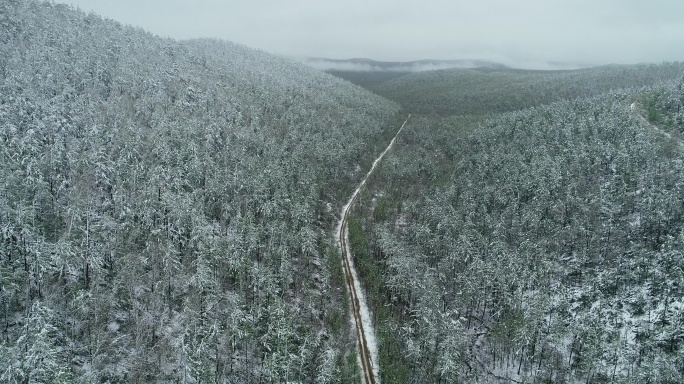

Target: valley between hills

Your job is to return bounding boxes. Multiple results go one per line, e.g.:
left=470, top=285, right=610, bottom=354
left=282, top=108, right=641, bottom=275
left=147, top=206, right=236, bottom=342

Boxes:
left=2, top=1, right=684, bottom=383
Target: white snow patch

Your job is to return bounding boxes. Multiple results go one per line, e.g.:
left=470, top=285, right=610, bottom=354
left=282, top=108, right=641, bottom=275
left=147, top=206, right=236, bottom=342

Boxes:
left=107, top=321, right=120, bottom=332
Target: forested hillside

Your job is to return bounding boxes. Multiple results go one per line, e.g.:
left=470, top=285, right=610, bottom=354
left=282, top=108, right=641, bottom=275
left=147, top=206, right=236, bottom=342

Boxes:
left=369, top=64, right=684, bottom=115
left=351, top=73, right=684, bottom=382
left=646, top=79, right=684, bottom=135
left=0, top=1, right=401, bottom=382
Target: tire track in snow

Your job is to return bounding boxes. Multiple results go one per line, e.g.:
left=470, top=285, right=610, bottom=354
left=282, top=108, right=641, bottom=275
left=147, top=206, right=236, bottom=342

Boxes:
left=336, top=115, right=410, bottom=384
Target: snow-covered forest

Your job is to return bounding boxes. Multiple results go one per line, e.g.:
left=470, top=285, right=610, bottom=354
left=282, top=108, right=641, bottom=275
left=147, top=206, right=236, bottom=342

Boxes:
left=3, top=1, right=684, bottom=383
left=352, top=76, right=684, bottom=382
left=0, top=1, right=401, bottom=382
left=369, top=64, right=684, bottom=115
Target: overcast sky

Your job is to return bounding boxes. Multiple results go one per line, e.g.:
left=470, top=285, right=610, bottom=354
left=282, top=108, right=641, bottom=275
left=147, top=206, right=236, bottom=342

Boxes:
left=56, top=0, right=684, bottom=69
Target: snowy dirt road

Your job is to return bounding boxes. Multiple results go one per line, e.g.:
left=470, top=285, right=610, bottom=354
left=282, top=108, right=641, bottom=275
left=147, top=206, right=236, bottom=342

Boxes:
left=336, top=115, right=410, bottom=384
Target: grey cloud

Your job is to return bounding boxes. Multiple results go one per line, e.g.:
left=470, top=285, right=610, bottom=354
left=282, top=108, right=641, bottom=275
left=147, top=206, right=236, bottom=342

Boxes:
left=57, top=0, right=684, bottom=68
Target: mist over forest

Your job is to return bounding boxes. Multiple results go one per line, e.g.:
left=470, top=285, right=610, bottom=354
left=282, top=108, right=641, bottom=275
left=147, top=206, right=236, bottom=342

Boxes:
left=2, top=1, right=684, bottom=383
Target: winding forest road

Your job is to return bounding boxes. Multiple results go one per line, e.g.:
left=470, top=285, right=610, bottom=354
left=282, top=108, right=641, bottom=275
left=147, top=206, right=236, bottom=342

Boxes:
left=336, top=114, right=410, bottom=384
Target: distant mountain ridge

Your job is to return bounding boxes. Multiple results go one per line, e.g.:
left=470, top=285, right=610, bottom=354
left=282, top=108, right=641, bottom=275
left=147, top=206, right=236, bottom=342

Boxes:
left=369, top=62, right=684, bottom=115
left=303, top=57, right=597, bottom=88
left=303, top=57, right=508, bottom=72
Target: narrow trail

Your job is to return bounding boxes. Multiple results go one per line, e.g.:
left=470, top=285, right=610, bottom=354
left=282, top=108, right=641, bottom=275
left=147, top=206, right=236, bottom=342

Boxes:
left=632, top=102, right=683, bottom=148
left=336, top=114, right=410, bottom=384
